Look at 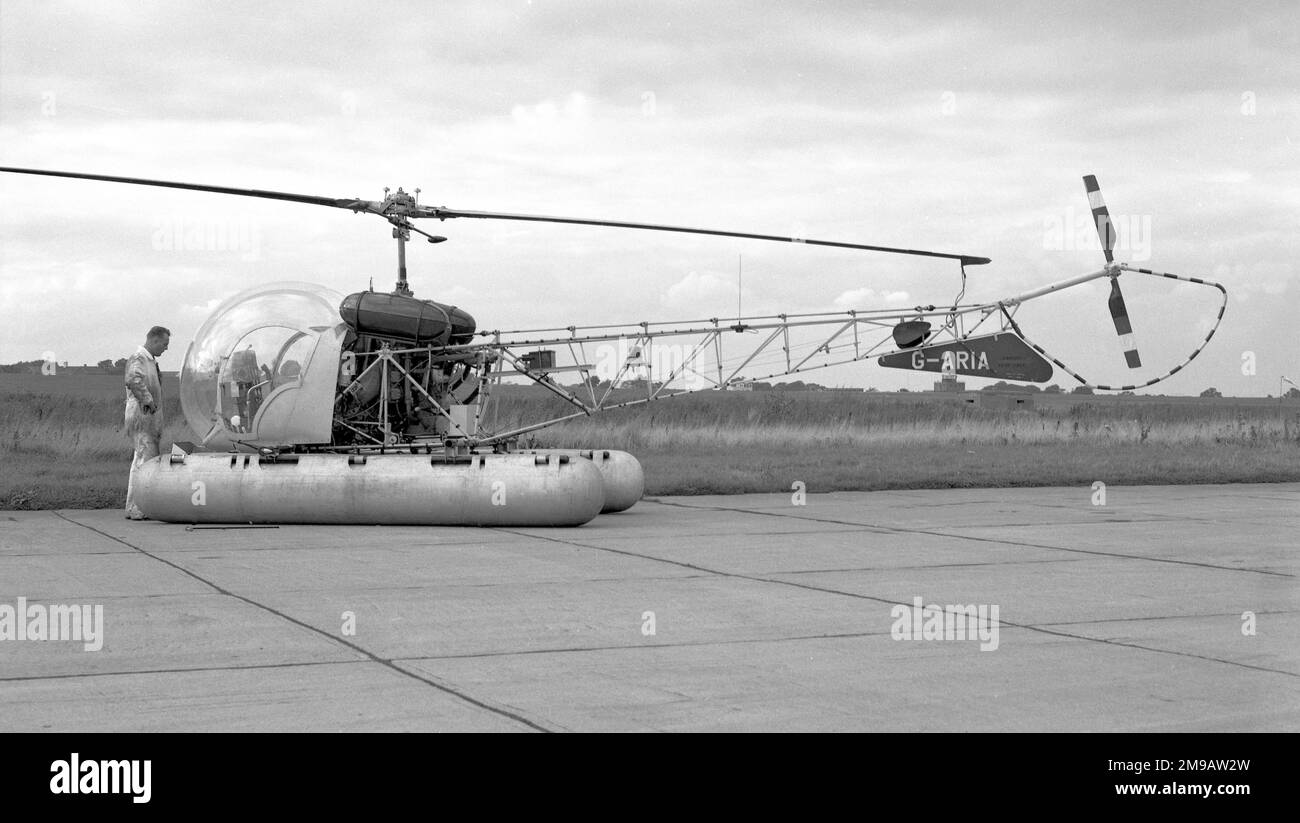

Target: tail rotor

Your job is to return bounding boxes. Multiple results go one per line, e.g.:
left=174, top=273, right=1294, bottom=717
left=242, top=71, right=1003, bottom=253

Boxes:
left=1084, top=174, right=1141, bottom=369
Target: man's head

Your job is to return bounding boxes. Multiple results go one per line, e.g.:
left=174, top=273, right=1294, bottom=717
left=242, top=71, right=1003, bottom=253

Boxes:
left=145, top=326, right=171, bottom=358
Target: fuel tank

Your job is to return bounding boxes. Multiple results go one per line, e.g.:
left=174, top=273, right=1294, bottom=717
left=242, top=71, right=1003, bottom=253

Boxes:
left=515, top=449, right=644, bottom=513
left=136, top=452, right=603, bottom=526
left=339, top=291, right=476, bottom=345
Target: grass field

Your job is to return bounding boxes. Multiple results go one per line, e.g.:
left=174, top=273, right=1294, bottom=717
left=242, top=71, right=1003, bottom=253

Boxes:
left=3, top=373, right=1299, bottom=508
left=490, top=389, right=1300, bottom=494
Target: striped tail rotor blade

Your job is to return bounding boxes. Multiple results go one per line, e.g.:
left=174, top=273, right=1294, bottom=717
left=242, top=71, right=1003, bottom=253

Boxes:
left=1083, top=174, right=1115, bottom=264
left=1108, top=277, right=1141, bottom=368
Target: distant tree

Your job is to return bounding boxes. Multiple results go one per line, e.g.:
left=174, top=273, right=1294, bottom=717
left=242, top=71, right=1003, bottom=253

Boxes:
left=1071, top=386, right=1094, bottom=395
left=1200, top=387, right=1223, bottom=398
left=864, top=386, right=878, bottom=393
left=97, top=359, right=114, bottom=369
left=1285, top=388, right=1300, bottom=399
left=1043, top=384, right=1062, bottom=394
left=1119, top=390, right=1135, bottom=396
left=114, top=357, right=127, bottom=370
left=0, top=360, right=44, bottom=374
left=898, top=388, right=910, bottom=393
left=983, top=381, right=1036, bottom=394
left=751, top=382, right=772, bottom=391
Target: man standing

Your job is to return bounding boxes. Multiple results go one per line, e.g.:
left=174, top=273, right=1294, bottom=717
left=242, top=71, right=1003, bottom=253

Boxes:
left=124, top=326, right=170, bottom=520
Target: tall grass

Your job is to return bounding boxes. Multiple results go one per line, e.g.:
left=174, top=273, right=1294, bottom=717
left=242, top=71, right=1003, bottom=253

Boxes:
left=0, top=393, right=191, bottom=509
left=2, top=387, right=1297, bottom=507
left=491, top=391, right=1300, bottom=450
left=0, top=394, right=188, bottom=459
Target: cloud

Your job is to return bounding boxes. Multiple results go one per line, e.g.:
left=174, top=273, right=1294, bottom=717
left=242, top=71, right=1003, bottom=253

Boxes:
left=834, top=288, right=911, bottom=309
left=1219, top=261, right=1295, bottom=302
left=662, top=271, right=741, bottom=313
left=0, top=1, right=1295, bottom=396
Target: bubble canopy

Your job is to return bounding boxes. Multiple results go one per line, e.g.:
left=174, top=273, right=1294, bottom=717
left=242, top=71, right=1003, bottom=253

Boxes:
left=181, top=282, right=345, bottom=448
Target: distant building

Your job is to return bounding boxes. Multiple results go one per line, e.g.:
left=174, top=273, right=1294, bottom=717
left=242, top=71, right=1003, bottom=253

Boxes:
left=933, top=372, right=966, bottom=392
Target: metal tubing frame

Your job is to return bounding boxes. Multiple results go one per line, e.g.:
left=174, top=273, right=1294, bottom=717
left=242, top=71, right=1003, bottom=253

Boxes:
left=315, top=262, right=1217, bottom=451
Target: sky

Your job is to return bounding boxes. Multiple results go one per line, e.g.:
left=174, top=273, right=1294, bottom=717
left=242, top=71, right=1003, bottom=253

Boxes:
left=0, top=0, right=1296, bottom=395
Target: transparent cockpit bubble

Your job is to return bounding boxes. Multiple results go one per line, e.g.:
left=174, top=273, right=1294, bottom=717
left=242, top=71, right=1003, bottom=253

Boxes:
left=181, top=282, right=344, bottom=445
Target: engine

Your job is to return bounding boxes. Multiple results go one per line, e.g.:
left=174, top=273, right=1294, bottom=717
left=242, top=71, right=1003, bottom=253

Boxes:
left=332, top=291, right=488, bottom=448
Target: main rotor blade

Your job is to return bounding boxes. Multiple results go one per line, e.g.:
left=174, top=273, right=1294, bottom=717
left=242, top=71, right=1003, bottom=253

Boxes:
left=0, top=166, right=991, bottom=265
left=425, top=207, right=991, bottom=265
left=0, top=166, right=378, bottom=213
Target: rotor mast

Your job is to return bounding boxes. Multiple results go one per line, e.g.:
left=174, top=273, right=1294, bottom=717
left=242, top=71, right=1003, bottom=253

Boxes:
left=392, top=222, right=411, bottom=297
left=380, top=186, right=424, bottom=296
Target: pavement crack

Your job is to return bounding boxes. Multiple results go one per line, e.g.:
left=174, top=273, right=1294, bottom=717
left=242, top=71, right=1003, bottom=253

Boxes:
left=642, top=498, right=1294, bottom=578
left=394, top=629, right=890, bottom=662
left=53, top=512, right=555, bottom=733
left=489, top=527, right=1300, bottom=680
left=0, top=658, right=368, bottom=684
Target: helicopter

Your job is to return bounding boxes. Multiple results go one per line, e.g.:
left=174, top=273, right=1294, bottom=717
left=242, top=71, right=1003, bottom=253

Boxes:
left=0, top=167, right=1228, bottom=526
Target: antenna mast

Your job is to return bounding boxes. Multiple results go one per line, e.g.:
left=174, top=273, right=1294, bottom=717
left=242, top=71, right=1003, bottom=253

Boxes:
left=737, top=254, right=743, bottom=323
